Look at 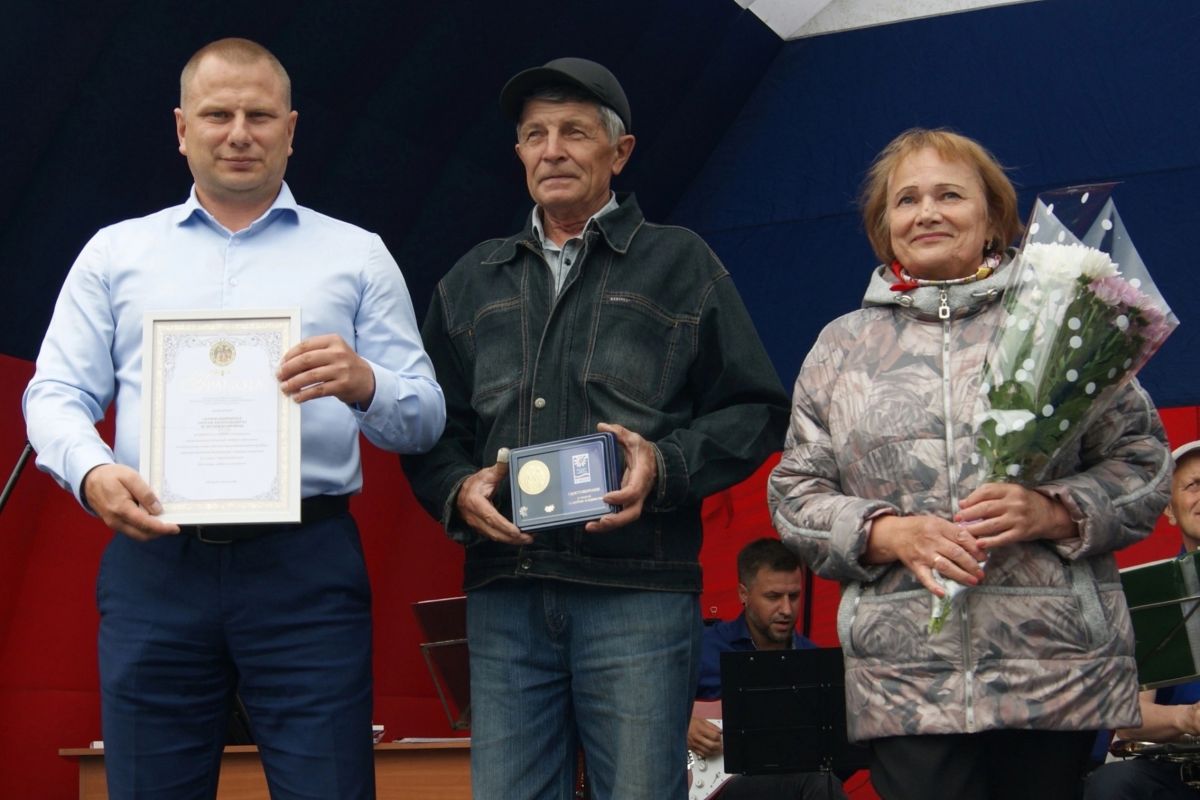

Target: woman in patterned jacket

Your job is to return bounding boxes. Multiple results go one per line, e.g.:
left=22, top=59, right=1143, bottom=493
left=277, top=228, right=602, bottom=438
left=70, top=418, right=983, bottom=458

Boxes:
left=768, top=128, right=1171, bottom=800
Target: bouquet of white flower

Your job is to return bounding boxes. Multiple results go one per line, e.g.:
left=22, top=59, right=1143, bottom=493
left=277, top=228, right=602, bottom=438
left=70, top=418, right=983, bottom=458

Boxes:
left=929, top=185, right=1178, bottom=634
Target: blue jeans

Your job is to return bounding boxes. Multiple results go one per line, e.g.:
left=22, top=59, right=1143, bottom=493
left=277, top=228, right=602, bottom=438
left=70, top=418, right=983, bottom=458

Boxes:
left=467, top=580, right=701, bottom=800
left=96, top=515, right=374, bottom=799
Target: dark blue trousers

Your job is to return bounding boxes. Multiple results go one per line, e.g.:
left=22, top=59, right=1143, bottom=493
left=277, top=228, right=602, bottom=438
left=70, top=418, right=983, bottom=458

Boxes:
left=1085, top=758, right=1200, bottom=799
left=96, top=514, right=374, bottom=799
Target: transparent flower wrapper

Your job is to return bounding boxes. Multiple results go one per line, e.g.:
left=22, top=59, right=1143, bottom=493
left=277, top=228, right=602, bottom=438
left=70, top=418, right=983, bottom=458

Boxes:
left=930, top=184, right=1178, bottom=633
left=973, top=183, right=1177, bottom=485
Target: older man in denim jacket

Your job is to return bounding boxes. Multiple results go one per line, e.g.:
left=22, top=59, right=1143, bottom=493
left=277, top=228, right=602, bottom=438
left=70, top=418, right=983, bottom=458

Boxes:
left=403, top=57, right=789, bottom=800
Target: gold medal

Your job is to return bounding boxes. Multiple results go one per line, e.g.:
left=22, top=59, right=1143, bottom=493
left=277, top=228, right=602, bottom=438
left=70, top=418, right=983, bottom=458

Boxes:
left=517, top=459, right=551, bottom=495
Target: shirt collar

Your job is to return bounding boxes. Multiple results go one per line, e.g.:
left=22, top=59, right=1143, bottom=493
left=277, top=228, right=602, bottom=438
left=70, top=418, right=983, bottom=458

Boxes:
left=731, top=611, right=800, bottom=650
left=174, top=181, right=300, bottom=232
left=530, top=193, right=619, bottom=250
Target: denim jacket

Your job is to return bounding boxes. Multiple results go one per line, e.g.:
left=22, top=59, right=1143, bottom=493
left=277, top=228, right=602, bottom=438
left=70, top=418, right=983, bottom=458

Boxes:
left=404, top=194, right=789, bottom=592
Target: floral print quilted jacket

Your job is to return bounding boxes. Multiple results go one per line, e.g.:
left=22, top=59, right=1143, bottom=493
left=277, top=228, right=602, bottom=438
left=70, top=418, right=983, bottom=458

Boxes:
left=768, top=258, right=1171, bottom=742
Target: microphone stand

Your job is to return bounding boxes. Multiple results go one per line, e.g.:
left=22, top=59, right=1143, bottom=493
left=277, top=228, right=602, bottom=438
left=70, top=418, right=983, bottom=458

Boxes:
left=0, top=442, right=34, bottom=517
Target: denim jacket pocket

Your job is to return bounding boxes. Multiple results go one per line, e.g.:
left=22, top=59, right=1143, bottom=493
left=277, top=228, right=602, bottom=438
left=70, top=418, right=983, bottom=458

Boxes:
left=585, top=292, right=685, bottom=408
left=578, top=517, right=661, bottom=559
left=468, top=298, right=525, bottom=426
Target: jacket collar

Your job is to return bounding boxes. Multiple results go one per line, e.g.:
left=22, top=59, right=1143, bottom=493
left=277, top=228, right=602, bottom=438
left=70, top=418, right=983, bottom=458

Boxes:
left=726, top=610, right=805, bottom=651
left=862, top=248, right=1015, bottom=320
left=480, top=192, right=643, bottom=266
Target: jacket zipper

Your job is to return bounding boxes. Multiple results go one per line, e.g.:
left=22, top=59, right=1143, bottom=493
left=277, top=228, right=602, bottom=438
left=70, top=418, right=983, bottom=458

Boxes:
left=939, top=287, right=976, bottom=731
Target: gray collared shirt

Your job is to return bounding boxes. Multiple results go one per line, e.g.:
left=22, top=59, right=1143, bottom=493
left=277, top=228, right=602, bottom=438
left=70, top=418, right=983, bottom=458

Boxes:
left=531, top=193, right=620, bottom=294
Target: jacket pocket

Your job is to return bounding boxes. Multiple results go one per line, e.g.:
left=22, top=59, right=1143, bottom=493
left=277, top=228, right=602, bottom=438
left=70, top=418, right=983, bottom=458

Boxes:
left=969, top=584, right=1113, bottom=661
left=1068, top=560, right=1114, bottom=648
left=585, top=292, right=684, bottom=407
left=468, top=298, right=524, bottom=424
left=849, top=588, right=943, bottom=663
left=578, top=517, right=660, bottom=559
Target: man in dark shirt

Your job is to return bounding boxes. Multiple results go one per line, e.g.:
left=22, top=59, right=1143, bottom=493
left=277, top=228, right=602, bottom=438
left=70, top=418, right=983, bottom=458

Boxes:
left=1084, top=440, right=1200, bottom=799
left=689, top=538, right=846, bottom=799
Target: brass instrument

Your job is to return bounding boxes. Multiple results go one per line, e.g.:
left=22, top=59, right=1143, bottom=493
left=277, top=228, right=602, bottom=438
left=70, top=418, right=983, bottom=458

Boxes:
left=1109, top=739, right=1200, bottom=788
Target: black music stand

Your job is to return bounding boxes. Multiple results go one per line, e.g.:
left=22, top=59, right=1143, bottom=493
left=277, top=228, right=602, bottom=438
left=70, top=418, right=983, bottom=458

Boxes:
left=412, top=596, right=471, bottom=730
left=720, top=647, right=869, bottom=776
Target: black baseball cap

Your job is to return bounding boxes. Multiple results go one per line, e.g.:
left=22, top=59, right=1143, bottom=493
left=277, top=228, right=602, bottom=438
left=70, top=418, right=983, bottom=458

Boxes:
left=499, top=57, right=632, bottom=134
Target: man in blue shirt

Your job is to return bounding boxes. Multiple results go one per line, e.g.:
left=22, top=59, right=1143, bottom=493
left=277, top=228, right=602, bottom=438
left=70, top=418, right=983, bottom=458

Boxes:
left=23, top=38, right=444, bottom=799
left=690, top=538, right=846, bottom=799
left=1084, top=440, right=1200, bottom=799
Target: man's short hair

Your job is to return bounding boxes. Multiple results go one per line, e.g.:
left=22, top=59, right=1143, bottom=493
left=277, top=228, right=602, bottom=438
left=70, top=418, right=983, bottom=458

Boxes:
left=737, top=538, right=802, bottom=587
left=180, top=37, right=291, bottom=109
left=517, top=86, right=626, bottom=144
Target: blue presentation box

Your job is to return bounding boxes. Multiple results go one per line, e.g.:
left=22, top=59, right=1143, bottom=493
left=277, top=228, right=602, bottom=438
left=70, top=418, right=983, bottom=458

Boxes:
left=507, top=432, right=623, bottom=532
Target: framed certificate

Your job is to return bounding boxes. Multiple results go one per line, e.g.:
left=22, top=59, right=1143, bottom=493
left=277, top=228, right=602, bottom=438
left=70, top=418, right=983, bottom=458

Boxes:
left=507, top=432, right=622, bottom=532
left=139, top=309, right=302, bottom=525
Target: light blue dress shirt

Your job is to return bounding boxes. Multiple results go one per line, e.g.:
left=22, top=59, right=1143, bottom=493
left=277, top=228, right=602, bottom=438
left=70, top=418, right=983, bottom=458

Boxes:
left=23, top=183, right=445, bottom=503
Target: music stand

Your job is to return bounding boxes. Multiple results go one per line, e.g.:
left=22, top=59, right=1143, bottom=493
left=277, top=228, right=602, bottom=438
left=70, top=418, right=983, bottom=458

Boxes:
left=1121, top=553, right=1200, bottom=689
left=412, top=596, right=471, bottom=730
left=720, top=647, right=868, bottom=776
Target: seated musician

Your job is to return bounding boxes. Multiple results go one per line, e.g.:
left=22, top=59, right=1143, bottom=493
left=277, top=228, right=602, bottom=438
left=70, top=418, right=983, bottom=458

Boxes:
left=1084, top=440, right=1200, bottom=800
left=688, top=538, right=847, bottom=799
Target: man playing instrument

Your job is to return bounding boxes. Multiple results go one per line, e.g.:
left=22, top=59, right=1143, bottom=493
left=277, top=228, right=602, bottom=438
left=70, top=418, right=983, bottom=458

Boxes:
left=1084, top=439, right=1200, bottom=799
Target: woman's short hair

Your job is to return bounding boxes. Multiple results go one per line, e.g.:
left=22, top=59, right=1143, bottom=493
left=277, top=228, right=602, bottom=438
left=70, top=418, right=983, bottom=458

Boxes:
left=859, top=128, right=1021, bottom=265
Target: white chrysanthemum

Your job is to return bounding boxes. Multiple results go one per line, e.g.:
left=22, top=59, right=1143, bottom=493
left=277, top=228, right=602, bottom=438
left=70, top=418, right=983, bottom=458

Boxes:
left=975, top=408, right=1035, bottom=435
left=1021, top=241, right=1119, bottom=283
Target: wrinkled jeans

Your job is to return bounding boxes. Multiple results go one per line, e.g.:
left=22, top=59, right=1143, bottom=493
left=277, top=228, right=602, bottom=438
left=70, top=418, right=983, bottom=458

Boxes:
left=467, top=580, right=700, bottom=800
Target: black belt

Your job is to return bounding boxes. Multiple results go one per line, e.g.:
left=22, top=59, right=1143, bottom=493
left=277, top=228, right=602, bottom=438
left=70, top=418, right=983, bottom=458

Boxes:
left=180, top=494, right=350, bottom=544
